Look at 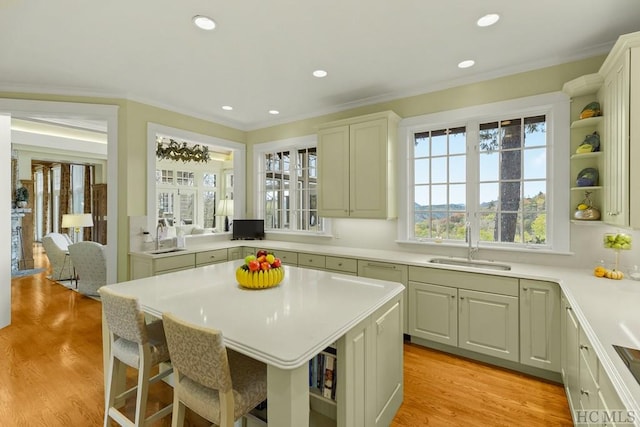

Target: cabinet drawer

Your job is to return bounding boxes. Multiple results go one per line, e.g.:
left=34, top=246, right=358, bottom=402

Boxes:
left=579, top=327, right=599, bottom=386
left=154, top=253, right=195, bottom=273
left=298, top=253, right=326, bottom=269
left=325, top=256, right=358, bottom=274
left=196, top=249, right=228, bottom=266
left=274, top=250, right=298, bottom=266
left=241, top=247, right=256, bottom=257
left=408, top=266, right=518, bottom=296
left=579, top=350, right=599, bottom=412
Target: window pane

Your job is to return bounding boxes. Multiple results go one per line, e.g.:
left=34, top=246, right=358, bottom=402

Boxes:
left=479, top=183, right=498, bottom=208
left=203, top=191, right=216, bottom=228
left=414, top=159, right=429, bottom=185
left=449, top=184, right=465, bottom=207
left=414, top=135, right=429, bottom=158
left=524, top=147, right=546, bottom=179
left=179, top=192, right=194, bottom=225
left=415, top=185, right=429, bottom=208
left=431, top=157, right=447, bottom=183
left=479, top=151, right=499, bottom=181
left=411, top=126, right=467, bottom=242
left=203, top=173, right=216, bottom=187
left=478, top=212, right=496, bottom=242
left=525, top=212, right=546, bottom=244
left=524, top=116, right=546, bottom=148
left=449, top=156, right=465, bottom=182
left=449, top=128, right=466, bottom=155
left=431, top=185, right=447, bottom=205
left=431, top=132, right=447, bottom=156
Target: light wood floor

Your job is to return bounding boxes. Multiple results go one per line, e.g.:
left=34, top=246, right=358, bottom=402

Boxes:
left=0, top=245, right=573, bottom=426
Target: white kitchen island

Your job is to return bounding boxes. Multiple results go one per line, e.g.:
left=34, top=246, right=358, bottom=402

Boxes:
left=102, top=261, right=405, bottom=427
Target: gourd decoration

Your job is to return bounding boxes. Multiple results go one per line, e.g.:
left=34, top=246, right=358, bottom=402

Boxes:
left=579, top=101, right=602, bottom=119
left=575, top=131, right=600, bottom=154
left=576, top=167, right=598, bottom=187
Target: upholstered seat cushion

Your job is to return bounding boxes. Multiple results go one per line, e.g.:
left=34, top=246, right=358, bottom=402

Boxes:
left=175, top=349, right=267, bottom=425
left=112, top=320, right=171, bottom=367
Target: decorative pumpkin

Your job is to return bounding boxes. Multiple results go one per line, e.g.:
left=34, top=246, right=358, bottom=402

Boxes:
left=593, top=266, right=607, bottom=278
left=605, top=269, right=624, bottom=280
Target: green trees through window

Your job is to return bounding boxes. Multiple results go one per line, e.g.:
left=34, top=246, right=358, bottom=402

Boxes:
left=413, top=115, right=547, bottom=246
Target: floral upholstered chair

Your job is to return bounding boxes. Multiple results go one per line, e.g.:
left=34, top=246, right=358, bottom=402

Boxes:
left=162, top=312, right=268, bottom=427
left=41, top=232, right=74, bottom=281
left=67, top=241, right=106, bottom=296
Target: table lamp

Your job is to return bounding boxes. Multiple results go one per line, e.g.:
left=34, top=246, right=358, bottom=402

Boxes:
left=217, top=198, right=233, bottom=232
left=61, top=213, right=94, bottom=242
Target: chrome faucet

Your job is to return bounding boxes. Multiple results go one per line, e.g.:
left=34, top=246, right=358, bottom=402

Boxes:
left=466, top=222, right=479, bottom=261
left=156, top=221, right=165, bottom=250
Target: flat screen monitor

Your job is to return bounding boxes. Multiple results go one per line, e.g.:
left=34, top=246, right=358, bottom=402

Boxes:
left=232, top=219, right=265, bottom=240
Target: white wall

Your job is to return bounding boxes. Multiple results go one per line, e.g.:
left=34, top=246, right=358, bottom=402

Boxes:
left=266, top=217, right=640, bottom=272
left=1, top=115, right=11, bottom=328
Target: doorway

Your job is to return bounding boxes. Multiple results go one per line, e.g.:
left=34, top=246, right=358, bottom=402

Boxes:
left=1, top=99, right=118, bottom=329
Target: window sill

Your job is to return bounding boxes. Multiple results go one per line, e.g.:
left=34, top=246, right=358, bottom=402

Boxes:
left=395, top=239, right=574, bottom=256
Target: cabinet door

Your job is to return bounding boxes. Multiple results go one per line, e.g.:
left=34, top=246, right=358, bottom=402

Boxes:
left=227, top=247, right=242, bottom=260
left=408, top=282, right=457, bottom=346
left=562, top=296, right=581, bottom=416
left=520, top=280, right=561, bottom=372
left=349, top=118, right=389, bottom=218
left=318, top=125, right=350, bottom=217
left=602, top=49, right=630, bottom=226
left=373, top=300, right=403, bottom=427
left=458, top=289, right=519, bottom=362
left=358, top=260, right=408, bottom=333
left=630, top=47, right=640, bottom=229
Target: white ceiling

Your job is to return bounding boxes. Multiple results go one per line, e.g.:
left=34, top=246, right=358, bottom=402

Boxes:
left=2, top=1, right=640, bottom=131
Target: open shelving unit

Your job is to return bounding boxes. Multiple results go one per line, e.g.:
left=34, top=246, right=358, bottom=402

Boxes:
left=563, top=73, right=604, bottom=224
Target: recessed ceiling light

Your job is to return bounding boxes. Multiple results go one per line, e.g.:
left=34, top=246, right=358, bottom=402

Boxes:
left=221, top=105, right=233, bottom=111
left=193, top=15, right=216, bottom=31
left=458, top=60, right=475, bottom=69
left=268, top=110, right=280, bottom=115
left=477, top=13, right=500, bottom=27
left=312, top=70, right=328, bottom=78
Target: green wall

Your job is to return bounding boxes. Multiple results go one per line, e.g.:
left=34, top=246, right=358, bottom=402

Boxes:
left=243, top=54, right=606, bottom=213
left=0, top=53, right=605, bottom=281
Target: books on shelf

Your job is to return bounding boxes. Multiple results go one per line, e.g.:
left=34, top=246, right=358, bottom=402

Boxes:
left=309, top=346, right=337, bottom=401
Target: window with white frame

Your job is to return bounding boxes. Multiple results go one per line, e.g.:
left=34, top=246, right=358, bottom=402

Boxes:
left=255, top=137, right=325, bottom=233
left=404, top=93, right=569, bottom=252
left=202, top=173, right=217, bottom=228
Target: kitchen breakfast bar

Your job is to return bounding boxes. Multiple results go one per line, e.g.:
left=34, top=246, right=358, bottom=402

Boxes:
left=101, top=261, right=405, bottom=427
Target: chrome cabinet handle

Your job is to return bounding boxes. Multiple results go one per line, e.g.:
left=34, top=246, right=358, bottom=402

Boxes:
left=580, top=388, right=589, bottom=396
left=580, top=344, right=588, bottom=350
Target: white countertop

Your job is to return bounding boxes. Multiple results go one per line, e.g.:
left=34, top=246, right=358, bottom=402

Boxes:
left=130, top=239, right=640, bottom=418
left=107, top=261, right=404, bottom=369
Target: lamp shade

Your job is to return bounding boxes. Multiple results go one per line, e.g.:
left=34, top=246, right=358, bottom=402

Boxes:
left=217, top=199, right=234, bottom=216
left=61, top=213, right=94, bottom=229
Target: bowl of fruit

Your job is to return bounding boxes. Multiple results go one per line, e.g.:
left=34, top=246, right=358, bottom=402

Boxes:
left=235, top=249, right=285, bottom=289
left=603, top=233, right=632, bottom=250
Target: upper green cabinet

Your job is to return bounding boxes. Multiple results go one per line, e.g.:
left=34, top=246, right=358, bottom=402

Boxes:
left=317, top=111, right=400, bottom=219
left=598, top=32, right=640, bottom=229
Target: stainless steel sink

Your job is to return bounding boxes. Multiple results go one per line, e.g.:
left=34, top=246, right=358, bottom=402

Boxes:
left=429, top=257, right=511, bottom=271
left=149, top=248, right=187, bottom=255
